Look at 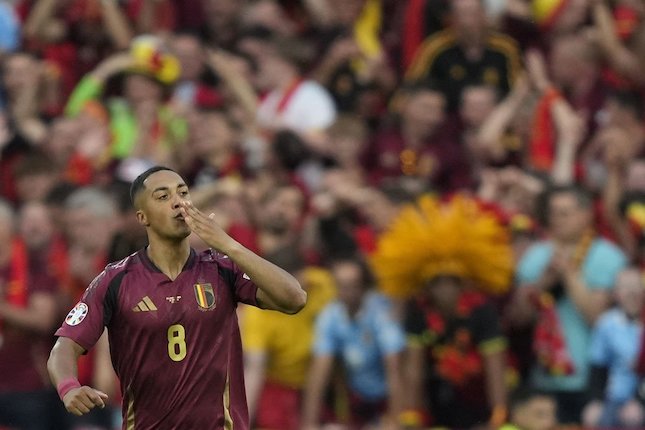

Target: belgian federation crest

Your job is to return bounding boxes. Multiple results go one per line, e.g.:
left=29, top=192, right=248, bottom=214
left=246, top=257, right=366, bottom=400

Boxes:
left=194, top=283, right=216, bottom=310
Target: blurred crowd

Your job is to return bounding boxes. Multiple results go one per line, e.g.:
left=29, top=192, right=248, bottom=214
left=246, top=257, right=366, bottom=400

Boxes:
left=2, top=0, right=645, bottom=429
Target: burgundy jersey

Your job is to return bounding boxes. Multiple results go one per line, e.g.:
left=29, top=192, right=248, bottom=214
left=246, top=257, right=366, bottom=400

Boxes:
left=55, top=248, right=259, bottom=430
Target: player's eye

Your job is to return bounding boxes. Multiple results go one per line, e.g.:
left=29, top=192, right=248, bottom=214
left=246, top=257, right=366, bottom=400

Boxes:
left=157, top=195, right=168, bottom=200
left=180, top=191, right=189, bottom=197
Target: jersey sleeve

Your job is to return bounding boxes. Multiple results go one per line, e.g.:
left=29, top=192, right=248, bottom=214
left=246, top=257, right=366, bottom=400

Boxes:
left=54, top=269, right=114, bottom=352
left=215, top=253, right=259, bottom=306
left=232, top=265, right=259, bottom=306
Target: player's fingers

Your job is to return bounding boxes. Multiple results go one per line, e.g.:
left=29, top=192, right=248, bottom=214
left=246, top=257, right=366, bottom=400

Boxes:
left=96, top=390, right=109, bottom=399
left=67, top=405, right=83, bottom=416
left=89, top=390, right=107, bottom=408
left=180, top=206, right=200, bottom=226
left=80, top=395, right=96, bottom=411
left=184, top=201, right=210, bottom=222
left=183, top=214, right=198, bottom=231
left=73, top=400, right=91, bottom=414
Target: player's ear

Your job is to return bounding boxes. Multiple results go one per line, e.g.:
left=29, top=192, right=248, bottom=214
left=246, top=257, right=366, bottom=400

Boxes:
left=136, top=210, right=150, bottom=227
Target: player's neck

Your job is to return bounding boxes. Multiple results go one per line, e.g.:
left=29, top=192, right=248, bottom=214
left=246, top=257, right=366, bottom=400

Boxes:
left=146, top=240, right=191, bottom=281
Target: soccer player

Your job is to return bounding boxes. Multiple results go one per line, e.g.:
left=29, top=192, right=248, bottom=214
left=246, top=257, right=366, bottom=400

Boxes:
left=47, top=166, right=307, bottom=429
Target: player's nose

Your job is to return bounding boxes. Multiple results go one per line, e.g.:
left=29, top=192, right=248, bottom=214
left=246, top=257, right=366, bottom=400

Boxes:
left=171, top=194, right=182, bottom=209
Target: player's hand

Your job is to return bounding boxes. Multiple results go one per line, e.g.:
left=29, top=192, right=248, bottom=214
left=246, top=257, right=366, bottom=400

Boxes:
left=63, top=386, right=108, bottom=416
left=180, top=201, right=232, bottom=251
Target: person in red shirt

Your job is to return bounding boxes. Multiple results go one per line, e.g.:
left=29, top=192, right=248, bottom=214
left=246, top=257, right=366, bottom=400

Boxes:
left=365, top=82, right=471, bottom=193
left=0, top=199, right=63, bottom=429
left=48, top=166, right=306, bottom=429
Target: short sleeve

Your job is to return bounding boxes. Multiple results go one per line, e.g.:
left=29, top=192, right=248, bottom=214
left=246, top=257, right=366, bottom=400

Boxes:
left=232, top=265, right=259, bottom=306
left=292, top=82, right=337, bottom=131
left=584, top=241, right=627, bottom=290
left=373, top=304, right=406, bottom=356
left=312, top=304, right=341, bottom=356
left=471, top=302, right=507, bottom=355
left=54, top=269, right=114, bottom=352
left=0, top=4, right=19, bottom=52
left=404, top=300, right=427, bottom=337
left=241, top=306, right=272, bottom=353
left=516, top=242, right=553, bottom=286
left=589, top=313, right=613, bottom=366
left=215, top=253, right=259, bottom=306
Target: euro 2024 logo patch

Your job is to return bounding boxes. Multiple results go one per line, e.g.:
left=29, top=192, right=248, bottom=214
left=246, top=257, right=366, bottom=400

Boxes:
left=65, top=302, right=89, bottom=326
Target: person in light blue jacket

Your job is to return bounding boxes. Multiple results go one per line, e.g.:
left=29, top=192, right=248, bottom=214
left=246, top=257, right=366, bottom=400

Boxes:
left=301, top=255, right=406, bottom=429
left=582, top=268, right=645, bottom=428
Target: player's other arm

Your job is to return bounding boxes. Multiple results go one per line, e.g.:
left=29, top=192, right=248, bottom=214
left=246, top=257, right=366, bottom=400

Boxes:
left=180, top=201, right=307, bottom=314
left=48, top=337, right=109, bottom=416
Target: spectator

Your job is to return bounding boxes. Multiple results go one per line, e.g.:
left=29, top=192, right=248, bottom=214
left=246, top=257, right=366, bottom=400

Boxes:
left=301, top=255, right=406, bottom=429
left=1, top=51, right=54, bottom=143
left=64, top=35, right=184, bottom=169
left=22, top=0, right=134, bottom=97
left=12, top=151, right=61, bottom=204
left=365, top=82, right=471, bottom=192
left=405, top=0, right=521, bottom=111
left=476, top=75, right=534, bottom=168
left=582, top=267, right=645, bottom=428
left=63, top=186, right=118, bottom=300
left=584, top=89, right=645, bottom=193
left=168, top=31, right=221, bottom=112
left=499, top=385, right=558, bottom=430
left=310, top=0, right=396, bottom=116
left=255, top=35, right=337, bottom=142
left=0, top=199, right=62, bottom=430
left=200, top=0, right=246, bottom=51
left=182, top=107, right=246, bottom=187
left=548, top=33, right=608, bottom=141
left=0, top=2, right=19, bottom=53
left=590, top=0, right=645, bottom=88
left=510, top=185, right=628, bottom=424
left=371, top=194, right=514, bottom=428
left=242, top=250, right=335, bottom=430
left=458, top=83, right=502, bottom=177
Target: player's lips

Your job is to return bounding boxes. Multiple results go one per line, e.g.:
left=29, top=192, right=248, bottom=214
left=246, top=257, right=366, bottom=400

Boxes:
left=174, top=213, right=185, bottom=221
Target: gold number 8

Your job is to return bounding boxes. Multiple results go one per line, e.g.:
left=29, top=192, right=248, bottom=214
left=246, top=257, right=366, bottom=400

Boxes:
left=167, top=324, right=187, bottom=362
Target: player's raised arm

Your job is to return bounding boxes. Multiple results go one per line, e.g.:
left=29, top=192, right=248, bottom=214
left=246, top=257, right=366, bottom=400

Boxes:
left=48, top=337, right=109, bottom=416
left=180, top=201, right=307, bottom=314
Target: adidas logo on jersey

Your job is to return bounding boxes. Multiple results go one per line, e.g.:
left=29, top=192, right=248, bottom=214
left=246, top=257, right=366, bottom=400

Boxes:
left=133, top=296, right=158, bottom=312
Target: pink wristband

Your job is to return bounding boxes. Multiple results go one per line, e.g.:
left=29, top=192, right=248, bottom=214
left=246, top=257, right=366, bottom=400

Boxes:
left=57, top=378, right=81, bottom=401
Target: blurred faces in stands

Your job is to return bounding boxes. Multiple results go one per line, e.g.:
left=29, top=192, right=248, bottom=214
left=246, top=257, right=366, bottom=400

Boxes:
left=13, top=152, right=60, bottom=204
left=64, top=187, right=117, bottom=253
left=171, top=33, right=205, bottom=83
left=260, top=185, right=306, bottom=236
left=460, top=85, right=498, bottom=129
left=451, top=0, right=488, bottom=43
left=547, top=188, right=593, bottom=243
left=400, top=85, right=446, bottom=139
left=19, top=202, right=56, bottom=252
left=1, top=52, right=38, bottom=99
